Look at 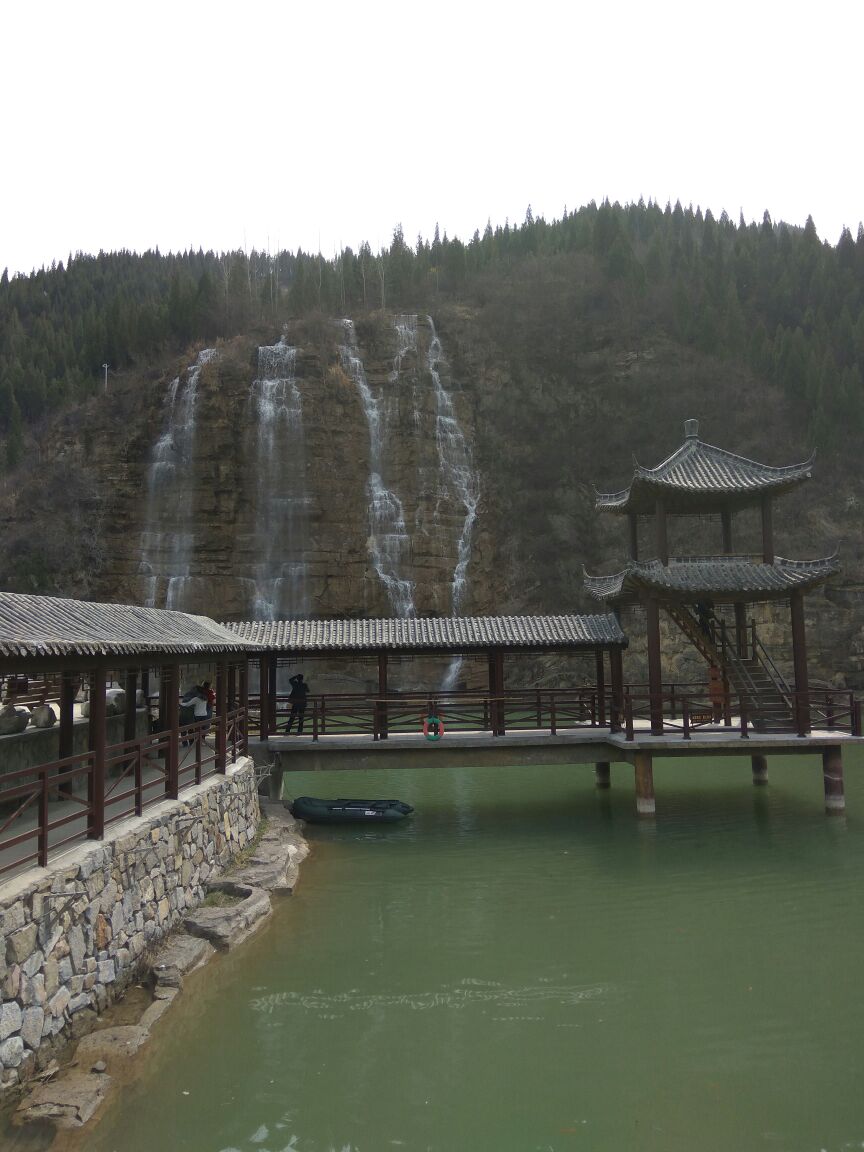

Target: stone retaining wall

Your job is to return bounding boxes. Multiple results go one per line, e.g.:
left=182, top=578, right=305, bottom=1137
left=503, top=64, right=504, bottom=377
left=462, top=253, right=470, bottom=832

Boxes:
left=0, top=758, right=260, bottom=1092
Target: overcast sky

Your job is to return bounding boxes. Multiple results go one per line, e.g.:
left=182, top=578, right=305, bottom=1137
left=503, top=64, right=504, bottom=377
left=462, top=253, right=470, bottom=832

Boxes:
left=2, top=1, right=861, bottom=276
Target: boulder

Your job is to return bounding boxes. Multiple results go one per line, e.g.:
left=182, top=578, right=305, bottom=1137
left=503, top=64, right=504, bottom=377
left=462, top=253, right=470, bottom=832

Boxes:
left=0, top=704, right=29, bottom=736
left=29, top=704, right=57, bottom=729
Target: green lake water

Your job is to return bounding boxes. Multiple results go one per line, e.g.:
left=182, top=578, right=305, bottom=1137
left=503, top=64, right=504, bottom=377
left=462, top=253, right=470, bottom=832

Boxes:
left=26, top=751, right=864, bottom=1150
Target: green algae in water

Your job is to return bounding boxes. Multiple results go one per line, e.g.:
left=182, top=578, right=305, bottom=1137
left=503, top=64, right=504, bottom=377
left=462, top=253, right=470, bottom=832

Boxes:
left=26, top=751, right=864, bottom=1151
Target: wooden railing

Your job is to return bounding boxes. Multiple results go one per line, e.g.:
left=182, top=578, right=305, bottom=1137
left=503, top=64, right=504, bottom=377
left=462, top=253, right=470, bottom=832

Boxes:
left=0, top=707, right=248, bottom=877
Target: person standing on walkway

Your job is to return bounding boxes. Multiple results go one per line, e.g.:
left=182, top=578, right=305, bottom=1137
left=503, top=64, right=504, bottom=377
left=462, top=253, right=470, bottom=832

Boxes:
left=286, top=673, right=309, bottom=734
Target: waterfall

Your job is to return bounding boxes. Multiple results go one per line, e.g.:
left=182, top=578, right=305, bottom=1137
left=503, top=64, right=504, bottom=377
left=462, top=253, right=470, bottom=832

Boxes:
left=427, top=316, right=480, bottom=617
left=246, top=341, right=309, bottom=620
left=424, top=318, right=480, bottom=691
left=138, top=348, right=217, bottom=610
left=340, top=319, right=416, bottom=617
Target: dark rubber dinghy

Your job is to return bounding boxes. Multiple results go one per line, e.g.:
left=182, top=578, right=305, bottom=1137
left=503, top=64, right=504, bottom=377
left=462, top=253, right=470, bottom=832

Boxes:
left=290, top=796, right=413, bottom=824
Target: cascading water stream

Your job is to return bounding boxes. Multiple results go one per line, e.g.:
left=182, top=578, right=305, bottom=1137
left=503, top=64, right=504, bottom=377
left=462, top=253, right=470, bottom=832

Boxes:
left=246, top=341, right=309, bottom=620
left=340, top=319, right=416, bottom=617
left=138, top=348, right=217, bottom=609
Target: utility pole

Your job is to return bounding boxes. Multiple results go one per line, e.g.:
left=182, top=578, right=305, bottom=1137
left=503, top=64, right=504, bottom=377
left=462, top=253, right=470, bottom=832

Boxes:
left=102, top=363, right=109, bottom=393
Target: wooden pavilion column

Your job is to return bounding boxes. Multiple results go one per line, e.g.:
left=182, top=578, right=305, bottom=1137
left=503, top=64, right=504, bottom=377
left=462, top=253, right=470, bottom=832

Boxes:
left=721, top=508, right=733, bottom=554
left=790, top=590, right=811, bottom=735
left=822, top=746, right=845, bottom=812
left=164, top=662, right=180, bottom=799
left=594, top=649, right=606, bottom=728
left=215, top=659, right=228, bottom=772
left=655, top=499, right=669, bottom=565
left=735, top=603, right=748, bottom=658
left=646, top=598, right=664, bottom=735
left=628, top=514, right=639, bottom=561
left=88, top=666, right=107, bottom=840
left=239, top=660, right=249, bottom=755
left=59, top=669, right=77, bottom=761
left=378, top=653, right=388, bottom=740
left=609, top=646, right=624, bottom=733
left=124, top=670, right=138, bottom=743
left=761, top=497, right=775, bottom=564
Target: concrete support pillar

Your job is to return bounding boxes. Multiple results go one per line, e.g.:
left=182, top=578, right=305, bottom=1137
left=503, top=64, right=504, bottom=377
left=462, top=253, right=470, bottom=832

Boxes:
left=751, top=754, right=769, bottom=786
left=634, top=751, right=655, bottom=816
left=595, top=762, right=611, bottom=789
left=88, top=666, right=107, bottom=839
left=822, top=746, right=845, bottom=812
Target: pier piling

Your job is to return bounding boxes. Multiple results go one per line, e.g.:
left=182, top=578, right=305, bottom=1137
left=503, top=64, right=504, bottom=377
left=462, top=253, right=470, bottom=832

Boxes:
left=822, top=746, right=845, bottom=812
left=594, top=762, right=611, bottom=789
left=751, top=754, right=769, bottom=786
left=634, top=752, right=655, bottom=816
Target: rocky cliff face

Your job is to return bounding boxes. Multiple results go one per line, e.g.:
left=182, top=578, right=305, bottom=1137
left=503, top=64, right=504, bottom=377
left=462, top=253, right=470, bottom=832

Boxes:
left=4, top=306, right=863, bottom=689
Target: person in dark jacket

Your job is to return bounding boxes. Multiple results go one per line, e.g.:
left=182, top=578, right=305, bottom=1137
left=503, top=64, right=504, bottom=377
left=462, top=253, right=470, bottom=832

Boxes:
left=285, top=673, right=309, bottom=734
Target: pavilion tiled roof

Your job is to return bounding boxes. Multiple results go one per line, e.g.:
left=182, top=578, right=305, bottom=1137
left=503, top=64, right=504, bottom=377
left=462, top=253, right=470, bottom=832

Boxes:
left=225, top=615, right=628, bottom=651
left=595, top=420, right=814, bottom=514
left=583, top=555, right=840, bottom=604
left=0, top=593, right=255, bottom=659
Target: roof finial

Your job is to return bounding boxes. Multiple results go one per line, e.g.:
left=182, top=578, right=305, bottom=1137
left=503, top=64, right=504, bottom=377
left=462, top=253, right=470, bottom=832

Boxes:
left=684, top=418, right=699, bottom=440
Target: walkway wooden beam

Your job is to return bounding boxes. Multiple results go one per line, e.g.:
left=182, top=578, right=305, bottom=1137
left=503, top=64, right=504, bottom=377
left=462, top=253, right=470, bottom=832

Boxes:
left=378, top=653, right=389, bottom=740
left=124, top=670, right=138, bottom=743
left=610, top=646, right=624, bottom=733
left=165, top=662, right=180, bottom=799
left=267, top=654, right=278, bottom=736
left=735, top=602, right=748, bottom=658
left=595, top=650, right=606, bottom=728
left=216, top=659, right=228, bottom=773
left=239, top=660, right=249, bottom=755
left=59, top=670, right=76, bottom=761
left=88, top=666, right=106, bottom=840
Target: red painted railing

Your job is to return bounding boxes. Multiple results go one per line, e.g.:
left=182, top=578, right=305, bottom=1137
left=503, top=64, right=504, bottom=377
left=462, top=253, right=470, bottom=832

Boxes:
left=0, top=707, right=248, bottom=878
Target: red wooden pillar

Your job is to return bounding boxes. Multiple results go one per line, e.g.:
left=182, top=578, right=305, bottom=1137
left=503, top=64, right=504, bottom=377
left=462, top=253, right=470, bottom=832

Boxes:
left=59, top=669, right=76, bottom=761
left=239, top=660, right=249, bottom=755
left=378, top=653, right=389, bottom=740
left=124, top=670, right=138, bottom=743
left=646, top=598, right=664, bottom=735
left=258, top=654, right=270, bottom=738
left=88, top=666, right=107, bottom=839
left=165, top=662, right=180, bottom=799
left=790, top=590, right=811, bottom=735
left=216, top=659, right=228, bottom=772
left=634, top=751, right=655, bottom=816
left=734, top=603, right=748, bottom=658
left=609, top=646, right=624, bottom=732
left=822, top=745, right=845, bottom=812
left=595, top=650, right=606, bottom=728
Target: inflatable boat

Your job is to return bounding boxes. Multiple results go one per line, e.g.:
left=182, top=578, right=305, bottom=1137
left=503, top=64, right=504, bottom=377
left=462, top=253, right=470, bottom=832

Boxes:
left=289, top=796, right=413, bottom=824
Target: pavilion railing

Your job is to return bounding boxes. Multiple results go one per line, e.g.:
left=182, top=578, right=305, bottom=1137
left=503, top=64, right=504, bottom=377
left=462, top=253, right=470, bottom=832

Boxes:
left=0, top=707, right=248, bottom=878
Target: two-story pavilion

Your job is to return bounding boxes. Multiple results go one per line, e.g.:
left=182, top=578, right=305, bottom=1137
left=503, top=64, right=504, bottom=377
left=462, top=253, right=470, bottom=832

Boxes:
left=584, top=419, right=840, bottom=737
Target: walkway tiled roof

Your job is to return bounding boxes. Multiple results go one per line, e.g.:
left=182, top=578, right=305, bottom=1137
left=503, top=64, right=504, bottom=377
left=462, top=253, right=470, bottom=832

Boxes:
left=595, top=420, right=813, bottom=514
left=0, top=593, right=255, bottom=659
left=583, top=555, right=840, bottom=604
left=225, top=615, right=628, bottom=651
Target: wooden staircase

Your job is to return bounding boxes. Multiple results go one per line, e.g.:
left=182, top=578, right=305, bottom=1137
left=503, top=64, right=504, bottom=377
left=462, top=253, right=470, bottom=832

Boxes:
left=665, top=605, right=796, bottom=732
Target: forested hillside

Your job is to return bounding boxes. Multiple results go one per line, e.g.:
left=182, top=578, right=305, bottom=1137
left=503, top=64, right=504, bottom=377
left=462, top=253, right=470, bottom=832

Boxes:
left=1, top=199, right=863, bottom=682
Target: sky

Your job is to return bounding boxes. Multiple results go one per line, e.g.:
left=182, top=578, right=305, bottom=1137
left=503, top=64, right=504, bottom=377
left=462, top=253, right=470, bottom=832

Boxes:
left=2, top=0, right=862, bottom=276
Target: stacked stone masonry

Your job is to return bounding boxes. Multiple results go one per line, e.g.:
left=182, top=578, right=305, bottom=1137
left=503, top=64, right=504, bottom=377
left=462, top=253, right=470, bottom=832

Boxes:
left=0, top=758, right=260, bottom=1092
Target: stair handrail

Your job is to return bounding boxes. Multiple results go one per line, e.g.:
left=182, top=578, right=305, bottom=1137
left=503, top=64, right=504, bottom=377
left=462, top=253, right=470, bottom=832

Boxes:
left=750, top=628, right=794, bottom=708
